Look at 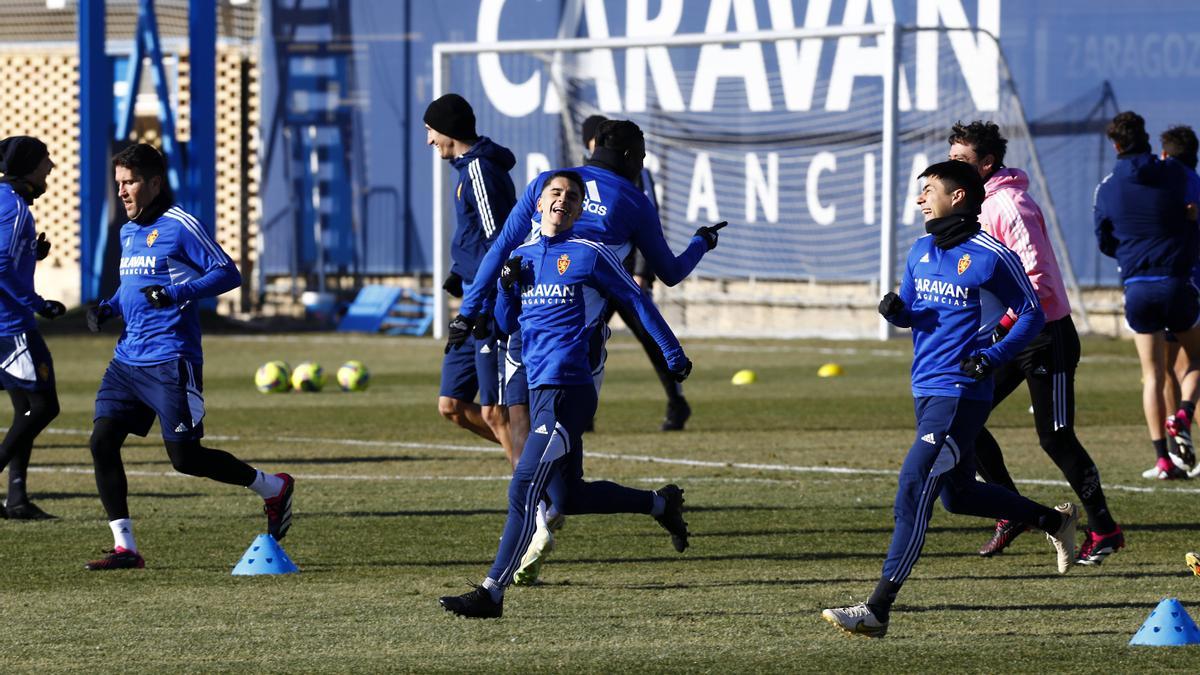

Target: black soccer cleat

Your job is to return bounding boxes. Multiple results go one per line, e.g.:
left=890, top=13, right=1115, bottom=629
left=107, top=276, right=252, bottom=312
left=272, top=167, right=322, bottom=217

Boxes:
left=263, top=473, right=295, bottom=541
left=439, top=586, right=503, bottom=619
left=654, top=484, right=690, bottom=552
left=85, top=547, right=145, bottom=571
left=978, top=519, right=1027, bottom=557
left=5, top=500, right=56, bottom=520
left=661, top=398, right=692, bottom=432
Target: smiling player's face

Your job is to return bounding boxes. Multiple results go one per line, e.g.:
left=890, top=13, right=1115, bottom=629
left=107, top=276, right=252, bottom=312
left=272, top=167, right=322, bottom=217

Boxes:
left=537, top=176, right=583, bottom=235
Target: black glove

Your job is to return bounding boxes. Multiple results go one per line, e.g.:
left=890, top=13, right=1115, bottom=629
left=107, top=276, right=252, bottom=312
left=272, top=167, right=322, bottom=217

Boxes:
left=959, top=353, right=993, bottom=381
left=500, top=256, right=523, bottom=292
left=991, top=322, right=1010, bottom=345
left=670, top=358, right=693, bottom=383
left=445, top=313, right=471, bottom=354
left=694, top=221, right=728, bottom=251
left=140, top=285, right=173, bottom=308
left=473, top=315, right=492, bottom=340
left=87, top=304, right=113, bottom=332
left=35, top=232, right=50, bottom=261
left=36, top=299, right=65, bottom=319
left=442, top=272, right=464, bottom=298
left=878, top=292, right=904, bottom=319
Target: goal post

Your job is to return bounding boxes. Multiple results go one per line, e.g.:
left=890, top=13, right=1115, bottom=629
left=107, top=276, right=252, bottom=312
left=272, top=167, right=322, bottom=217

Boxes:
left=430, top=23, right=1087, bottom=340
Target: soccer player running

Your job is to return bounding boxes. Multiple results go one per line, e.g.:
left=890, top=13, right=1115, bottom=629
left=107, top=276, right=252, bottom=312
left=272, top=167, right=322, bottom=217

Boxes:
left=438, top=171, right=692, bottom=619
left=946, top=121, right=1123, bottom=563
left=448, top=119, right=725, bottom=585
left=1094, top=112, right=1200, bottom=480
left=83, top=144, right=293, bottom=570
left=582, top=115, right=691, bottom=431
left=821, top=161, right=1078, bottom=638
left=0, top=136, right=65, bottom=520
left=1157, top=125, right=1200, bottom=475
left=425, top=94, right=521, bottom=467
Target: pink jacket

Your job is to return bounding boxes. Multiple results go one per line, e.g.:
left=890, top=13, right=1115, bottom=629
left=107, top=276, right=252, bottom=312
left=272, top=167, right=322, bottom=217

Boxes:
left=981, top=168, right=1072, bottom=324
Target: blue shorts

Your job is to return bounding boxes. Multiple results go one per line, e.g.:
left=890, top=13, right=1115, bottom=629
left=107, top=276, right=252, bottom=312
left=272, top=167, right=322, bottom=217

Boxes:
left=94, top=358, right=205, bottom=441
left=0, top=330, right=55, bottom=392
left=1124, top=278, right=1200, bottom=334
left=439, top=333, right=502, bottom=407
left=504, top=330, right=528, bottom=406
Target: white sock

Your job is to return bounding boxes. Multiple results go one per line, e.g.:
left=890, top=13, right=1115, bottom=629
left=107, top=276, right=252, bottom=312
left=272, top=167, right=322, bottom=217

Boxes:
left=650, top=493, right=666, bottom=517
left=535, top=500, right=549, bottom=529
left=482, top=577, right=504, bottom=602
left=109, top=518, right=136, bottom=552
left=248, top=470, right=285, bottom=499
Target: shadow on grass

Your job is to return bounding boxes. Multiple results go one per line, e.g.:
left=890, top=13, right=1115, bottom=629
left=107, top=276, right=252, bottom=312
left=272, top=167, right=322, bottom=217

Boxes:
left=302, top=508, right=508, bottom=518
left=700, top=524, right=997, bottom=537
left=21, top=490, right=204, bottom=500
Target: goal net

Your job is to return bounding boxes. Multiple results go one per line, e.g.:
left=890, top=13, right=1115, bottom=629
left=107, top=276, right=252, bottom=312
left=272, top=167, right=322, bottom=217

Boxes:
left=433, top=24, right=1089, bottom=339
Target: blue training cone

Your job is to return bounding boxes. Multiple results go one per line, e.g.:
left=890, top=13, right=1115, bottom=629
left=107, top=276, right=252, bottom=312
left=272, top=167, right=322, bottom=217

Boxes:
left=232, top=534, right=299, bottom=576
left=1130, top=598, right=1200, bottom=646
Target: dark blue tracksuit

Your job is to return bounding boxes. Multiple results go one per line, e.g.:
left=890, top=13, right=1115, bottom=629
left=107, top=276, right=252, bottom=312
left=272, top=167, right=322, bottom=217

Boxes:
left=880, top=227, right=1057, bottom=587
left=439, top=137, right=517, bottom=406
left=483, top=231, right=687, bottom=588
left=1094, top=151, right=1199, bottom=333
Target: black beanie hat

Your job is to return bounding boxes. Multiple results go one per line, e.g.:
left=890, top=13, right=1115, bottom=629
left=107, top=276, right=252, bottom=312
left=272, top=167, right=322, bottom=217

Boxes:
left=423, top=94, right=477, bottom=141
left=581, top=114, right=609, bottom=146
left=0, top=136, right=49, bottom=177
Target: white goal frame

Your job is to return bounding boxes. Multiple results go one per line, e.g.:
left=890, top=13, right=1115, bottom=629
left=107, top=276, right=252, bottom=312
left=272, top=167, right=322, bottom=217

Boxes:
left=429, top=23, right=1089, bottom=340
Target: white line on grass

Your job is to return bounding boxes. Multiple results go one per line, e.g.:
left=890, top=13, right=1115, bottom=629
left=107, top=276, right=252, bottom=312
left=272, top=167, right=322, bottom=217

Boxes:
left=32, top=426, right=1198, bottom=495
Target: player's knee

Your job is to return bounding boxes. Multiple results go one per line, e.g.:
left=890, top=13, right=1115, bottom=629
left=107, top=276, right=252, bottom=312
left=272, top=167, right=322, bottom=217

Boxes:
left=29, top=395, right=60, bottom=426
left=481, top=405, right=507, bottom=429
left=438, top=396, right=463, bottom=421
left=164, top=440, right=204, bottom=476
left=89, top=420, right=123, bottom=465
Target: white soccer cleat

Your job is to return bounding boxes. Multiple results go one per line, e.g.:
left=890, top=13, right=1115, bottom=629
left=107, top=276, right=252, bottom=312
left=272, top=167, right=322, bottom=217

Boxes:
left=821, top=603, right=888, bottom=638
left=513, top=521, right=556, bottom=587
left=1045, top=502, right=1079, bottom=574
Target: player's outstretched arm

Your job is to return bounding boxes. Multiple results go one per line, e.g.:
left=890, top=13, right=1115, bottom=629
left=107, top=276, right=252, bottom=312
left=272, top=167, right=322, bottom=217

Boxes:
left=460, top=175, right=542, bottom=319
left=631, top=201, right=711, bottom=287
left=590, top=245, right=688, bottom=377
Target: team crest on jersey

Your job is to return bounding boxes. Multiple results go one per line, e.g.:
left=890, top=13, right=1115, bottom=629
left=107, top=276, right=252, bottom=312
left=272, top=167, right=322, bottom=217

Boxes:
left=957, top=254, right=971, bottom=275
left=146, top=229, right=159, bottom=247
left=557, top=253, right=570, bottom=274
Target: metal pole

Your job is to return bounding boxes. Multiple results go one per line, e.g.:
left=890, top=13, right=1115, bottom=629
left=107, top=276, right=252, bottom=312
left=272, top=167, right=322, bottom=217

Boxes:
left=309, top=125, right=325, bottom=295
left=431, top=46, right=446, bottom=339
left=189, top=0, right=217, bottom=309
left=79, top=0, right=110, bottom=304
left=878, top=23, right=901, bottom=341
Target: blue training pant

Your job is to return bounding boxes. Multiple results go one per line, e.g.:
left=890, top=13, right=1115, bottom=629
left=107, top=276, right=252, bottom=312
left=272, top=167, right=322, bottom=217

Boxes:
left=882, top=396, right=1056, bottom=585
left=486, top=384, right=654, bottom=587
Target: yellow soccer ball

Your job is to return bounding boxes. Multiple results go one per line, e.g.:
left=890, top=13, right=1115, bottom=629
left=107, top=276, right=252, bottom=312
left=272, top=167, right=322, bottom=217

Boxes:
left=817, top=363, right=844, bottom=378
left=731, top=369, right=757, bottom=385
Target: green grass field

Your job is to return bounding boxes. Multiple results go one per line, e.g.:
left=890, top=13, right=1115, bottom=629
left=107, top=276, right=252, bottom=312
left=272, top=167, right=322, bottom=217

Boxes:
left=3, top=331, right=1200, bottom=672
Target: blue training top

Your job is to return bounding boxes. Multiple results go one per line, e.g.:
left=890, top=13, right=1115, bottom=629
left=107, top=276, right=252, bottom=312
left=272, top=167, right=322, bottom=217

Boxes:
left=460, top=163, right=708, bottom=318
left=886, top=229, right=1045, bottom=401
left=1094, top=152, right=1197, bottom=283
left=495, top=232, right=687, bottom=388
left=100, top=205, right=241, bottom=366
left=448, top=136, right=516, bottom=285
left=0, top=183, right=45, bottom=335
